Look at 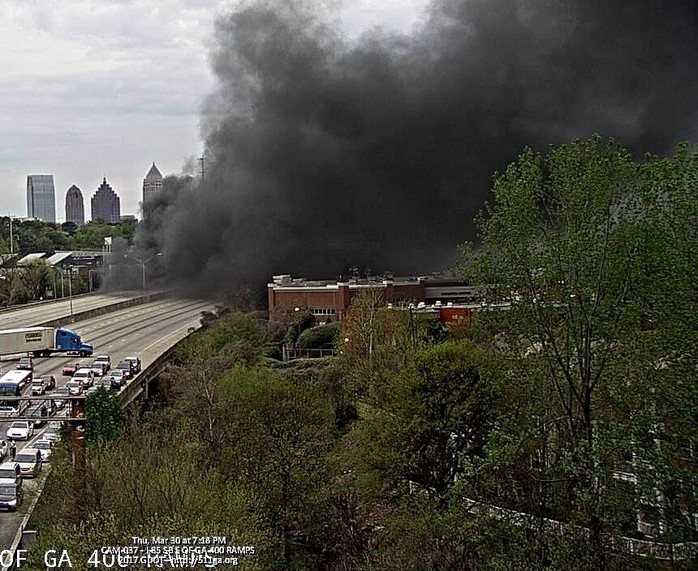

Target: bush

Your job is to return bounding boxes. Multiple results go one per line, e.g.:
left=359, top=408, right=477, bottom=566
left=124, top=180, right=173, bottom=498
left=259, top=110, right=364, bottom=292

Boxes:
left=297, top=322, right=341, bottom=349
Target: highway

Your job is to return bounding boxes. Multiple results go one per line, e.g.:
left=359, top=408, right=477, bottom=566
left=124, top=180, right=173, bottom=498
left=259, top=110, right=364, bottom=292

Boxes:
left=0, top=291, right=155, bottom=330
left=0, top=295, right=215, bottom=550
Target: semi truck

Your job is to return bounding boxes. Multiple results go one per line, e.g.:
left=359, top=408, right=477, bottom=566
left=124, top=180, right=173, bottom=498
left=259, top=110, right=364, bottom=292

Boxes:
left=0, top=327, right=93, bottom=358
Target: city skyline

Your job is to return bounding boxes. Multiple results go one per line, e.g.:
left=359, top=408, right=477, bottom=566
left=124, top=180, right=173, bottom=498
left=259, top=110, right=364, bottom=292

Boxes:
left=0, top=1, right=427, bottom=222
left=17, top=168, right=153, bottom=223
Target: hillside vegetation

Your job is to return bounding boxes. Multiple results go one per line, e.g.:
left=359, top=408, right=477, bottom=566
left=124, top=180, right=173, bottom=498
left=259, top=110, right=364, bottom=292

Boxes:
left=24, top=138, right=696, bottom=570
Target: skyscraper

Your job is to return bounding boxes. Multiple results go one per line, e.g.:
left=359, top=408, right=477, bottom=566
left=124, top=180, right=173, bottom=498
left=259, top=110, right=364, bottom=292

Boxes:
left=65, top=185, right=85, bottom=226
left=142, top=162, right=163, bottom=208
left=26, top=174, right=56, bottom=222
left=91, top=177, right=121, bottom=223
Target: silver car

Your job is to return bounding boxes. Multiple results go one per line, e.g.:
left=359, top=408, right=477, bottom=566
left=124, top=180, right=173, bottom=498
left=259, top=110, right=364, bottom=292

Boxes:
left=15, top=448, right=42, bottom=478
left=0, top=482, right=23, bottom=511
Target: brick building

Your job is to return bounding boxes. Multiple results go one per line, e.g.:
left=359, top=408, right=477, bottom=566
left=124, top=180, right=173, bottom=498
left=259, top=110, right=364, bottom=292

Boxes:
left=268, top=274, right=480, bottom=324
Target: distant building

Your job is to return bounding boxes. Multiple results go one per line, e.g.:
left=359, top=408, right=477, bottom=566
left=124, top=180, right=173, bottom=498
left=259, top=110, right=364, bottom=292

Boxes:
left=142, top=162, right=163, bottom=209
left=26, top=175, right=56, bottom=222
left=65, top=185, right=85, bottom=226
left=267, top=274, right=481, bottom=323
left=91, top=178, right=121, bottom=223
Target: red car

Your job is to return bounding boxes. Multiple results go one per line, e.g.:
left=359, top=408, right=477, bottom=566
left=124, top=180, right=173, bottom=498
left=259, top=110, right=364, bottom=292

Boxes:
left=61, top=363, right=82, bottom=376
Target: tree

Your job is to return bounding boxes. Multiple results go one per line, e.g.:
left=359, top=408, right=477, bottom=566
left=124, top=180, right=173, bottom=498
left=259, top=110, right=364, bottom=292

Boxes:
left=18, top=259, right=52, bottom=300
left=459, top=136, right=698, bottom=556
left=213, top=367, right=335, bottom=568
left=85, top=387, right=125, bottom=444
left=61, top=221, right=78, bottom=236
left=337, top=290, right=415, bottom=405
left=358, top=342, right=497, bottom=499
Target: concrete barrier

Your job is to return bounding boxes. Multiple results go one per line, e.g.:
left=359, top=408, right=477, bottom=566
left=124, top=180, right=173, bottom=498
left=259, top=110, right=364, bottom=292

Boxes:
left=36, top=291, right=171, bottom=328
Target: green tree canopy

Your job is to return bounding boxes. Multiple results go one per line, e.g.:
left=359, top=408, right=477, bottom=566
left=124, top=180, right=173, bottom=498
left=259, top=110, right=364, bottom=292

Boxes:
left=458, top=136, right=698, bottom=552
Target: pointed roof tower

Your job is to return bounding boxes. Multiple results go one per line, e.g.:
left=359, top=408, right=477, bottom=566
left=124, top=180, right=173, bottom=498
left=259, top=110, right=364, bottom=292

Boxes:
left=145, top=162, right=162, bottom=179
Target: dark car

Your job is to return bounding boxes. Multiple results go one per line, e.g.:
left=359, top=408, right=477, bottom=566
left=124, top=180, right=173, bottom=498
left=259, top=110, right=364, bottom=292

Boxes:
left=0, top=482, right=23, bottom=511
left=26, top=401, right=56, bottom=428
left=114, top=361, right=134, bottom=380
left=124, top=356, right=142, bottom=374
left=40, top=375, right=56, bottom=391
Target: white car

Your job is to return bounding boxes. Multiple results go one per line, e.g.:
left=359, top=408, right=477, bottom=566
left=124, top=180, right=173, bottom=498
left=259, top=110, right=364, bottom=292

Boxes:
left=65, top=380, right=83, bottom=396
left=34, top=440, right=53, bottom=462
left=90, top=362, right=106, bottom=377
left=6, top=421, right=33, bottom=441
left=72, top=368, right=94, bottom=388
left=93, top=355, right=111, bottom=372
left=31, top=379, right=46, bottom=396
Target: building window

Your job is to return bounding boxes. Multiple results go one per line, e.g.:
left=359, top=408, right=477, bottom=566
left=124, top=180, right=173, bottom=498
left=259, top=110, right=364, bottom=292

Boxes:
left=310, top=308, right=336, bottom=315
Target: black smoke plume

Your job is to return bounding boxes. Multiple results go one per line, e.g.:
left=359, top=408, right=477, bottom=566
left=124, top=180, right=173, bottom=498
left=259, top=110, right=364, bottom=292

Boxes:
left=136, top=0, right=697, bottom=296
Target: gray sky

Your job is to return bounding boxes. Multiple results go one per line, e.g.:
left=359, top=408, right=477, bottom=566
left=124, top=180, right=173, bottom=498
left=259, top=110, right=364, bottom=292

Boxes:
left=0, top=0, right=427, bottom=222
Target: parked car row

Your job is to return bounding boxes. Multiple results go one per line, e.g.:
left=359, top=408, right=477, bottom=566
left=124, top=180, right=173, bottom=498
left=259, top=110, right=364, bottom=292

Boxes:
left=0, top=420, right=64, bottom=511
left=108, top=356, right=141, bottom=390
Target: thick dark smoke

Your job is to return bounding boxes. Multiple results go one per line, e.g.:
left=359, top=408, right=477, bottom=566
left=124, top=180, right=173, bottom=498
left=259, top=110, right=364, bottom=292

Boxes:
left=136, top=0, right=697, bottom=296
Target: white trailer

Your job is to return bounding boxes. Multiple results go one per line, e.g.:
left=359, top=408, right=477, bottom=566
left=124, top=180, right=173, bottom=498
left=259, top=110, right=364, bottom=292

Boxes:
left=0, top=326, right=94, bottom=357
left=0, top=327, right=54, bottom=356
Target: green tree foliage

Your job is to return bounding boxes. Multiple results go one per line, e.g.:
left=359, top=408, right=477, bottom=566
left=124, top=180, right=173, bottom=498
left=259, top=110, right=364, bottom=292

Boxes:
left=284, top=307, right=315, bottom=346
left=459, top=136, right=698, bottom=554
left=85, top=387, right=126, bottom=444
left=27, top=421, right=269, bottom=571
left=337, top=291, right=415, bottom=405
left=72, top=220, right=135, bottom=250
left=61, top=221, right=78, bottom=236
left=215, top=367, right=335, bottom=567
left=18, top=259, right=52, bottom=300
left=297, top=321, right=340, bottom=349
left=358, top=342, right=497, bottom=498
left=0, top=266, right=28, bottom=305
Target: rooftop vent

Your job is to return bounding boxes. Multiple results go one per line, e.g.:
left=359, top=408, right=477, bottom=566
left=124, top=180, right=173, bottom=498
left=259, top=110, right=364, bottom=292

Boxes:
left=273, top=274, right=292, bottom=286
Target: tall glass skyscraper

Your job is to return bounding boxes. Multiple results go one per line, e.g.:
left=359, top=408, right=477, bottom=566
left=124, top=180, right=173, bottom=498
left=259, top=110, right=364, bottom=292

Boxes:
left=65, top=184, right=85, bottom=226
left=26, top=174, right=56, bottom=222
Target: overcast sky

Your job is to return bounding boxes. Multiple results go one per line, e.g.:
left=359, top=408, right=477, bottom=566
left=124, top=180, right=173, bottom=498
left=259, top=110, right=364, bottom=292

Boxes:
left=0, top=0, right=427, bottom=222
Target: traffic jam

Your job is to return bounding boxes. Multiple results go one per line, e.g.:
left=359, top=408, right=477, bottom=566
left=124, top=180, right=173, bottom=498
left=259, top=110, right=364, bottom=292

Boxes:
left=0, top=326, right=140, bottom=513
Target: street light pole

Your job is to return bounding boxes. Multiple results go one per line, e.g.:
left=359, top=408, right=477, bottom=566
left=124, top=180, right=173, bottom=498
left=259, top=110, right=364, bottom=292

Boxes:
left=126, top=253, right=162, bottom=292
left=68, top=268, right=73, bottom=317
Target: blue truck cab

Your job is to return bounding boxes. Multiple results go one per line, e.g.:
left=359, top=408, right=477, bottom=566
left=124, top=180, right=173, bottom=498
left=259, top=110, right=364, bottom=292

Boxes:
left=55, top=328, right=93, bottom=357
